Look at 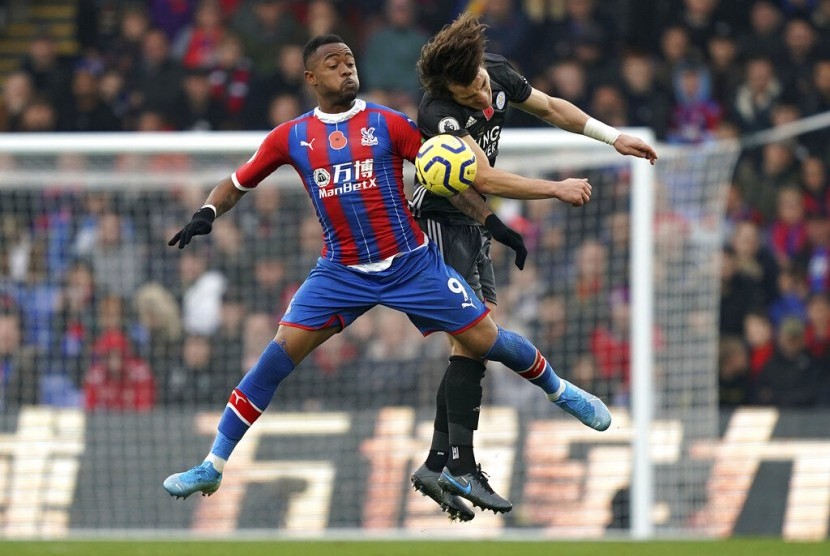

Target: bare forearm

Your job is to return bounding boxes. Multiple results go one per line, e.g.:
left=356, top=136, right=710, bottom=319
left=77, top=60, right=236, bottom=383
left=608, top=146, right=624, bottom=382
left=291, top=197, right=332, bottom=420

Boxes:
left=204, top=177, right=246, bottom=217
left=539, top=97, right=589, bottom=134
left=474, top=166, right=561, bottom=199
left=448, top=188, right=493, bottom=224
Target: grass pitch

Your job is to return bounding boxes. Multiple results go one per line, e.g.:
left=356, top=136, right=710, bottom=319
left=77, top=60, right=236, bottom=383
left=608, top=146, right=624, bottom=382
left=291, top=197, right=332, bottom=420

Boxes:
left=2, top=539, right=829, bottom=556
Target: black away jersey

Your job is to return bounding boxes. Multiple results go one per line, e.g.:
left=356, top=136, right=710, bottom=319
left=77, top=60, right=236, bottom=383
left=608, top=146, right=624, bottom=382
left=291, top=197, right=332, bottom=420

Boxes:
left=410, top=53, right=532, bottom=225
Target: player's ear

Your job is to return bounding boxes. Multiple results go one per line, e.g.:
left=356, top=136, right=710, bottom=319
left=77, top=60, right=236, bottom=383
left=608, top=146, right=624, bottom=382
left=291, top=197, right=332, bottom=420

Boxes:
left=304, top=70, right=316, bottom=86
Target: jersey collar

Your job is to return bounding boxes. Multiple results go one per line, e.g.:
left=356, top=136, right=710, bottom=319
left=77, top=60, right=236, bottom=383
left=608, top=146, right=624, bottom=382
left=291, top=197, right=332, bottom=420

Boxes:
left=314, top=99, right=366, bottom=124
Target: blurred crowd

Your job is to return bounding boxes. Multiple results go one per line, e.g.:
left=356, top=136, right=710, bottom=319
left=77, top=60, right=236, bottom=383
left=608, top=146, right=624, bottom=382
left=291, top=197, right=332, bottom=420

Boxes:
left=1, top=0, right=830, bottom=412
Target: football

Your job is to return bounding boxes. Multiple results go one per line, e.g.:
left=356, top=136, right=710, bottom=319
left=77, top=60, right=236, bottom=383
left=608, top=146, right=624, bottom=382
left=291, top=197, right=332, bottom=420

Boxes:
left=414, top=134, right=477, bottom=197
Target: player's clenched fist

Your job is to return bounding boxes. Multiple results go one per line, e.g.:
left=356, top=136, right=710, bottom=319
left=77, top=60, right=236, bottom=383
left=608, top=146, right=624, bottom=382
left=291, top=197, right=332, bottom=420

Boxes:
left=554, top=178, right=592, bottom=207
left=168, top=206, right=216, bottom=248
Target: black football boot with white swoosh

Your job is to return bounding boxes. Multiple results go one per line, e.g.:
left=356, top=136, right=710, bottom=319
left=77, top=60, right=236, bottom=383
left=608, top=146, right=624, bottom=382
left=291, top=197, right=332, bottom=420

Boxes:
left=437, top=464, right=512, bottom=514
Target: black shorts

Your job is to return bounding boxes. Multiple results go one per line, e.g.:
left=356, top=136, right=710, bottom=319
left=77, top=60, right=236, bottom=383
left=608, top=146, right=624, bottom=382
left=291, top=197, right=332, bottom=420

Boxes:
left=417, top=217, right=496, bottom=305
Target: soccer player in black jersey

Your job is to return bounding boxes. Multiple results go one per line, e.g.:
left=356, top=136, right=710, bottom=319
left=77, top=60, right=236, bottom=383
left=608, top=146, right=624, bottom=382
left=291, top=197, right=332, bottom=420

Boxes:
left=409, top=12, right=658, bottom=520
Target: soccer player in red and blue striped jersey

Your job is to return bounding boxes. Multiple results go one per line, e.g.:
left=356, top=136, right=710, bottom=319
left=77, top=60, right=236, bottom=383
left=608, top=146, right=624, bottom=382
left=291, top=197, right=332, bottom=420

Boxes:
left=162, top=34, right=611, bottom=519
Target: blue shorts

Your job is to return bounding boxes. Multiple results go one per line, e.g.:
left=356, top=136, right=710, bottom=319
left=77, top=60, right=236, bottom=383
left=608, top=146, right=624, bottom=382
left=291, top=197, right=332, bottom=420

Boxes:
left=280, top=241, right=490, bottom=336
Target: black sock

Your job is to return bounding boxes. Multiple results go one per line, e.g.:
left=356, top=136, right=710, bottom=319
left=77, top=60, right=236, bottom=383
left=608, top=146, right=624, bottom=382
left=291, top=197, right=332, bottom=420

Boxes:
left=425, top=432, right=449, bottom=472
left=446, top=444, right=476, bottom=475
left=425, top=371, right=450, bottom=472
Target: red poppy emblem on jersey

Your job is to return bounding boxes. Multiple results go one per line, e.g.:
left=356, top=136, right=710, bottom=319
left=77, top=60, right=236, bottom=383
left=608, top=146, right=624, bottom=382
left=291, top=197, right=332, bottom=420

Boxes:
left=329, top=130, right=348, bottom=150
left=483, top=106, right=495, bottom=120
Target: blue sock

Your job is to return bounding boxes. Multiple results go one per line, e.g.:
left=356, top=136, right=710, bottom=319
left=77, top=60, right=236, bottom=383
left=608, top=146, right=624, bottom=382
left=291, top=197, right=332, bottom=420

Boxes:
left=484, top=326, right=561, bottom=395
left=210, top=341, right=295, bottom=460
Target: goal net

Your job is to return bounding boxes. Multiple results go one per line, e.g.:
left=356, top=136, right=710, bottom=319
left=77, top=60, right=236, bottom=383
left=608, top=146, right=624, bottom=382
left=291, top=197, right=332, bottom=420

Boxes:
left=0, top=129, right=737, bottom=539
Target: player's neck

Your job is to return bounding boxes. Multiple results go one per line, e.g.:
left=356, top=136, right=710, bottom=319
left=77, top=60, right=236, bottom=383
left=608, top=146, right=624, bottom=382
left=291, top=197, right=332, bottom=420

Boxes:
left=317, top=99, right=356, bottom=114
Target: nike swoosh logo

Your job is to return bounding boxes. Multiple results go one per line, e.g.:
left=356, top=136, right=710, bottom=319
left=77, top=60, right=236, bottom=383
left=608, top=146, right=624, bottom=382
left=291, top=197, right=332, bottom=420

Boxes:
left=441, top=471, right=472, bottom=495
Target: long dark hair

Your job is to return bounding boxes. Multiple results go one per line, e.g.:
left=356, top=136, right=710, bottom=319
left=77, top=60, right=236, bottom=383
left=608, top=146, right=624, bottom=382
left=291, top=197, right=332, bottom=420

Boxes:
left=417, top=12, right=486, bottom=97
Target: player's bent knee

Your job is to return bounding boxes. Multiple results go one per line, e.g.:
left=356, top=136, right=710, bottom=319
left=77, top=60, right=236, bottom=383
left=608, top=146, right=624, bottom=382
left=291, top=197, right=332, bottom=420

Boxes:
left=453, top=317, right=498, bottom=358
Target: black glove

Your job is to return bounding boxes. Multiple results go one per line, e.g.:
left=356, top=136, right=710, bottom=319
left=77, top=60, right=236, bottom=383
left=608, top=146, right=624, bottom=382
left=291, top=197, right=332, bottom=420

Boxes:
left=168, top=207, right=216, bottom=249
left=484, top=214, right=527, bottom=270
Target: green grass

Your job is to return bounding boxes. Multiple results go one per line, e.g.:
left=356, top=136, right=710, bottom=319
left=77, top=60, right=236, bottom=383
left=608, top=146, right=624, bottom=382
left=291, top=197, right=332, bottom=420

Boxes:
left=2, top=539, right=829, bottom=556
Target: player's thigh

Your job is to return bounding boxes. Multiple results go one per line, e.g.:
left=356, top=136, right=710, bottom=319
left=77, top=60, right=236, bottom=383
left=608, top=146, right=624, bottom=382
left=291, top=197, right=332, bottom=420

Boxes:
left=387, top=242, right=489, bottom=335
left=281, top=258, right=373, bottom=338
left=418, top=218, right=486, bottom=302
left=449, top=299, right=497, bottom=358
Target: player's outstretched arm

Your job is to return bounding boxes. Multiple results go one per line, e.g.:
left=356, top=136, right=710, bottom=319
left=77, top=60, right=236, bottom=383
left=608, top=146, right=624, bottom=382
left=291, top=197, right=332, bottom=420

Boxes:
left=168, top=177, right=246, bottom=249
left=461, top=136, right=592, bottom=205
left=516, top=89, right=658, bottom=165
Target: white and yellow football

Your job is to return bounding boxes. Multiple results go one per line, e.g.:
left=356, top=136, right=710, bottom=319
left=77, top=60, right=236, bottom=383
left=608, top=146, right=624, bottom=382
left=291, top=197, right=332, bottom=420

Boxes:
left=415, top=134, right=477, bottom=197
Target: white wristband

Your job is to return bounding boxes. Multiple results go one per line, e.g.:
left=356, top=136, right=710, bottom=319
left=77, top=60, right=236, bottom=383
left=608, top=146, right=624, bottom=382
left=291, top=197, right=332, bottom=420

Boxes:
left=201, top=204, right=218, bottom=216
left=583, top=117, right=621, bottom=145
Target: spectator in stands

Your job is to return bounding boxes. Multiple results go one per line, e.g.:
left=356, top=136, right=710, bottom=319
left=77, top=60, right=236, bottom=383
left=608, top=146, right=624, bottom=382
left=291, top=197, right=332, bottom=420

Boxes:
left=43, top=260, right=97, bottom=407
left=104, top=3, right=151, bottom=77
left=176, top=245, right=225, bottom=336
left=211, top=287, right=247, bottom=387
left=672, top=0, right=728, bottom=54
left=361, top=0, right=428, bottom=106
left=567, top=239, right=611, bottom=349
left=304, top=0, right=357, bottom=53
left=148, top=0, right=196, bottom=43
left=244, top=43, right=308, bottom=129
left=744, top=309, right=775, bottom=380
left=19, top=33, right=73, bottom=107
left=799, top=213, right=830, bottom=293
left=540, top=58, right=591, bottom=112
left=667, top=63, right=722, bottom=143
left=619, top=50, right=671, bottom=140
left=479, top=0, right=532, bottom=71
left=706, top=29, right=742, bottom=107
left=208, top=33, right=252, bottom=127
left=16, top=96, right=57, bottom=132
left=590, top=287, right=631, bottom=406
left=0, top=296, right=40, bottom=409
left=161, top=333, right=232, bottom=406
left=729, top=220, right=779, bottom=306
left=802, top=58, right=830, bottom=156
left=266, top=93, right=302, bottom=127
left=730, top=56, right=783, bottom=134
left=57, top=64, right=122, bottom=132
left=656, top=26, right=695, bottom=94
left=800, top=156, right=830, bottom=217
left=589, top=84, right=629, bottom=128
left=738, top=1, right=784, bottom=60
left=720, top=245, right=765, bottom=336
left=172, top=0, right=226, bottom=69
left=750, top=316, right=823, bottom=407
left=805, top=292, right=830, bottom=363
left=718, top=335, right=752, bottom=407
left=231, top=0, right=305, bottom=75
left=84, top=329, right=155, bottom=412
left=769, top=267, right=809, bottom=327
left=770, top=186, right=809, bottom=267
left=2, top=71, right=34, bottom=132
left=734, top=141, right=800, bottom=223
left=133, top=282, right=183, bottom=379
left=171, top=66, right=227, bottom=131
left=85, top=210, right=145, bottom=298
left=777, top=17, right=821, bottom=100
left=127, top=28, right=184, bottom=121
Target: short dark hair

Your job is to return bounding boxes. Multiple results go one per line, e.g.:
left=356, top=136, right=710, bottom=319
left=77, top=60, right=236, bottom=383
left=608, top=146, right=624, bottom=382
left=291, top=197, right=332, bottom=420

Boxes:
left=417, top=12, right=486, bottom=97
left=303, top=34, right=346, bottom=69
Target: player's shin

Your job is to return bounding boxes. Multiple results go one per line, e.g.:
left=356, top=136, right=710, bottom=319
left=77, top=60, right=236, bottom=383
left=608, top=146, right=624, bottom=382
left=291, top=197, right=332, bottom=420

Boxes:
left=444, top=356, right=485, bottom=475
left=208, top=340, right=296, bottom=470
left=483, top=326, right=560, bottom=394
left=484, top=326, right=611, bottom=431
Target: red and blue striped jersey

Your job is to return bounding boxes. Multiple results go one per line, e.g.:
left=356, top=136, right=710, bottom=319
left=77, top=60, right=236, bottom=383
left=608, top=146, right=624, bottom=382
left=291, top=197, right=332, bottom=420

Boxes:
left=232, top=100, right=425, bottom=266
